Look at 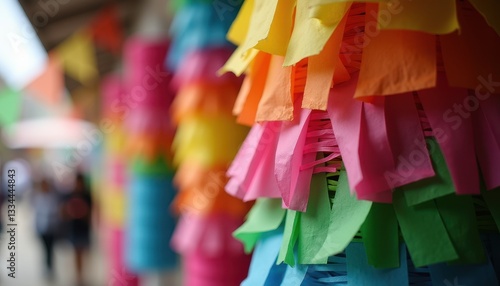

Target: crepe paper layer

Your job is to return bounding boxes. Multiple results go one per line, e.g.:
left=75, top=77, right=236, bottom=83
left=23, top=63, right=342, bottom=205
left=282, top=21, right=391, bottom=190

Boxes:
left=233, top=143, right=497, bottom=270
left=297, top=172, right=332, bottom=264
left=229, top=73, right=498, bottom=204
left=360, top=203, right=399, bottom=269
left=235, top=170, right=371, bottom=265
left=401, top=138, right=454, bottom=206
left=242, top=230, right=287, bottom=286
left=346, top=243, right=409, bottom=286
left=394, top=187, right=486, bottom=267
left=126, top=174, right=177, bottom=271
left=232, top=51, right=271, bottom=125
left=121, top=37, right=178, bottom=272
left=122, top=38, right=176, bottom=163
left=124, top=38, right=172, bottom=93
left=242, top=235, right=500, bottom=285
left=167, top=2, right=238, bottom=70
left=355, top=26, right=436, bottom=98
left=310, top=169, right=372, bottom=262
left=172, top=114, right=249, bottom=167
left=440, top=0, right=500, bottom=89
left=168, top=2, right=254, bottom=284
left=226, top=121, right=283, bottom=201
left=100, top=73, right=137, bottom=285
left=234, top=198, right=286, bottom=253
left=244, top=238, right=500, bottom=285
left=184, top=249, right=251, bottom=286
left=171, top=83, right=239, bottom=123
left=428, top=234, right=500, bottom=286
left=223, top=2, right=499, bottom=122
left=231, top=107, right=344, bottom=211
left=221, top=0, right=500, bottom=284
left=171, top=212, right=249, bottom=256
left=172, top=164, right=252, bottom=217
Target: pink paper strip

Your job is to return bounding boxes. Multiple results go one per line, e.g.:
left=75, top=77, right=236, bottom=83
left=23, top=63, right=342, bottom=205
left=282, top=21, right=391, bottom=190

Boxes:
left=472, top=94, right=500, bottom=190
left=226, top=121, right=282, bottom=200
left=327, top=74, right=364, bottom=198
left=418, top=73, right=479, bottom=195
left=356, top=97, right=394, bottom=202
left=384, top=93, right=435, bottom=188
left=275, top=107, right=312, bottom=211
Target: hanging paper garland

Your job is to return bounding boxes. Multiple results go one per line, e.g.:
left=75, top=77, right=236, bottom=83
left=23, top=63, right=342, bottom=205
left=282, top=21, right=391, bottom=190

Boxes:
left=222, top=1, right=500, bottom=285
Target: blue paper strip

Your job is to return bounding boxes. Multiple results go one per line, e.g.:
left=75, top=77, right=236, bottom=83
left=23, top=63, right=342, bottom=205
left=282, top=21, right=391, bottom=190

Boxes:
left=346, top=242, right=409, bottom=286
left=242, top=229, right=287, bottom=286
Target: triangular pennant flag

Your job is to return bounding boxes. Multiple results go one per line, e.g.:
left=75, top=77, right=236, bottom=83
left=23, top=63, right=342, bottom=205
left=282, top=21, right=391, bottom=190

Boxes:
left=55, top=31, right=98, bottom=85
left=24, top=53, right=64, bottom=105
left=89, top=5, right=123, bottom=54
left=0, top=88, right=22, bottom=126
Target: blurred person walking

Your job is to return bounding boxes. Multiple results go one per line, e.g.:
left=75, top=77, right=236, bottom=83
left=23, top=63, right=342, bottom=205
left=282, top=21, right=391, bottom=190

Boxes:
left=62, top=172, right=93, bottom=286
left=32, top=178, right=61, bottom=280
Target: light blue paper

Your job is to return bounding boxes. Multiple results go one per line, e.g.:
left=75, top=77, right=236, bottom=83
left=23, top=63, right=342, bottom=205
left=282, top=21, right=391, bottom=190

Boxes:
left=242, top=229, right=287, bottom=286
left=346, top=242, right=409, bottom=286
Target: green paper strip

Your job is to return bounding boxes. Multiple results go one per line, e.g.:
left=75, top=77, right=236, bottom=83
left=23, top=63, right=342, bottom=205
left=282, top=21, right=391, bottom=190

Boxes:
left=403, top=138, right=454, bottom=206
left=361, top=203, right=400, bottom=268
left=278, top=209, right=299, bottom=266
left=298, top=172, right=331, bottom=264
left=234, top=198, right=286, bottom=253
left=393, top=190, right=458, bottom=267
left=482, top=188, right=500, bottom=232
left=435, top=194, right=485, bottom=265
left=311, top=169, right=372, bottom=262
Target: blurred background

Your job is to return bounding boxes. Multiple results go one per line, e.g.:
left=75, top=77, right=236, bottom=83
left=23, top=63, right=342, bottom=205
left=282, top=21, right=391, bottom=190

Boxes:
left=0, top=0, right=184, bottom=285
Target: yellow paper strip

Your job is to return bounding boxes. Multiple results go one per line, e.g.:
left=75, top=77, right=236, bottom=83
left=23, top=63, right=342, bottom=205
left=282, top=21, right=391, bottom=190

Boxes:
left=284, top=1, right=350, bottom=66
left=378, top=0, right=459, bottom=34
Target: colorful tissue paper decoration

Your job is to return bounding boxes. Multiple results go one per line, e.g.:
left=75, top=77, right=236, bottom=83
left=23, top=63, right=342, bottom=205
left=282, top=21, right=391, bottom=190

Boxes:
left=122, top=37, right=178, bottom=272
left=222, top=0, right=500, bottom=285
left=100, top=75, right=139, bottom=286
left=167, top=1, right=253, bottom=285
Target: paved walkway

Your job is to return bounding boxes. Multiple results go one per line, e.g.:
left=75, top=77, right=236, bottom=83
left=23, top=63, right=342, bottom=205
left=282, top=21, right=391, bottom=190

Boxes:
left=0, top=199, right=107, bottom=286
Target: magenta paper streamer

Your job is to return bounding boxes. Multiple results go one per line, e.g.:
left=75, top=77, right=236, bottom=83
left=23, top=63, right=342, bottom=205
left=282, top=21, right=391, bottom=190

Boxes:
left=418, top=73, right=480, bottom=195
left=384, top=93, right=435, bottom=188
left=275, top=107, right=313, bottom=211
left=172, top=214, right=251, bottom=286
left=184, top=251, right=251, bottom=286
left=327, top=74, right=366, bottom=199
left=328, top=74, right=393, bottom=202
left=226, top=121, right=282, bottom=201
left=357, top=97, right=395, bottom=200
left=473, top=95, right=500, bottom=190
